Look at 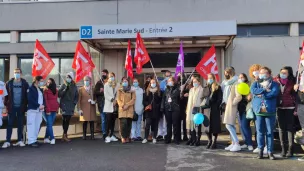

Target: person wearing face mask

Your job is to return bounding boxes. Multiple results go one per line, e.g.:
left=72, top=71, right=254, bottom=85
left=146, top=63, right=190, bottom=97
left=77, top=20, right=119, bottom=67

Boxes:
left=142, top=79, right=162, bottom=144
left=274, top=66, right=297, bottom=158
left=3, top=68, right=29, bottom=149
left=94, top=69, right=108, bottom=140
left=237, top=73, right=254, bottom=151
left=186, top=77, right=204, bottom=146
left=130, top=78, right=144, bottom=141
left=222, top=67, right=242, bottom=152
left=26, top=76, right=45, bottom=147
left=161, top=77, right=181, bottom=144
left=78, top=76, right=97, bottom=140
left=43, top=78, right=59, bottom=145
left=251, top=66, right=279, bottom=160
left=204, top=74, right=223, bottom=149
left=117, top=77, right=136, bottom=144
left=58, top=72, right=79, bottom=142
left=0, top=80, right=8, bottom=128
left=103, top=72, right=120, bottom=143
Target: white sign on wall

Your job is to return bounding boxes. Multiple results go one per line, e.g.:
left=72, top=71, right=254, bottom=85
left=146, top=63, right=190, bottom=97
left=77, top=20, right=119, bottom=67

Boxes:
left=80, top=20, right=236, bottom=39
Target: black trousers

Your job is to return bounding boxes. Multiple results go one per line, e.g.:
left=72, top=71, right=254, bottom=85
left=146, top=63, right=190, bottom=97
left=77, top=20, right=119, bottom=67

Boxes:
left=83, top=121, right=94, bottom=134
left=106, top=113, right=116, bottom=137
left=145, top=118, right=159, bottom=139
left=120, top=118, right=132, bottom=138
left=277, top=109, right=295, bottom=150
left=165, top=111, right=181, bottom=142
left=181, top=113, right=187, bottom=134
left=62, top=115, right=72, bottom=134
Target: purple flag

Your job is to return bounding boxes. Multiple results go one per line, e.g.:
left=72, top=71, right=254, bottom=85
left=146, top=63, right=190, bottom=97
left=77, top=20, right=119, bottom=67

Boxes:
left=174, top=41, right=184, bottom=79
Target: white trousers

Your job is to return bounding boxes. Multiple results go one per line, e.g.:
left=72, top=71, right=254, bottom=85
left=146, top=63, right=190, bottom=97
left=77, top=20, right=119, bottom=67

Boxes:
left=158, top=115, right=167, bottom=136
left=27, top=110, right=42, bottom=144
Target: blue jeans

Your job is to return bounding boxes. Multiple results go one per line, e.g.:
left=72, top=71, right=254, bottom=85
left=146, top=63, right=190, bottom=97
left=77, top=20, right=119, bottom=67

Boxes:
left=255, top=115, right=276, bottom=153
left=240, top=113, right=253, bottom=146
left=43, top=112, right=56, bottom=140
left=131, top=115, right=143, bottom=138
left=226, top=124, right=239, bottom=143
left=98, top=103, right=106, bottom=135
left=6, top=107, right=24, bottom=142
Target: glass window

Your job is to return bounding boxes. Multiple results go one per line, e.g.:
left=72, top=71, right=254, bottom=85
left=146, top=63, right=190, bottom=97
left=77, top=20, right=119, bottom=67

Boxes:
left=20, top=32, right=58, bottom=42
left=0, top=59, right=4, bottom=81
left=0, top=33, right=10, bottom=42
left=237, top=26, right=248, bottom=37
left=19, top=58, right=33, bottom=83
left=299, top=24, right=304, bottom=35
left=237, top=24, right=289, bottom=37
left=61, top=31, right=79, bottom=41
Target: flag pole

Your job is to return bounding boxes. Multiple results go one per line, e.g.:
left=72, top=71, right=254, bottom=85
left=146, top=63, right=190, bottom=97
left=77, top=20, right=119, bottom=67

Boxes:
left=87, top=44, right=95, bottom=100
left=56, top=70, right=65, bottom=84
left=149, top=60, right=158, bottom=82
left=184, top=69, right=195, bottom=86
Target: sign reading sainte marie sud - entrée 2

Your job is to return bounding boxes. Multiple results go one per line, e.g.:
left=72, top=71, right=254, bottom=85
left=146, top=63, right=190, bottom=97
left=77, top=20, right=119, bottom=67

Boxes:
left=80, top=20, right=236, bottom=39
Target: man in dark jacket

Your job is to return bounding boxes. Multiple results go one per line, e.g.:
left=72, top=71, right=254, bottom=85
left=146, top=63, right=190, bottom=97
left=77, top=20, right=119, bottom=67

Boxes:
left=3, top=68, right=29, bottom=148
left=94, top=69, right=108, bottom=139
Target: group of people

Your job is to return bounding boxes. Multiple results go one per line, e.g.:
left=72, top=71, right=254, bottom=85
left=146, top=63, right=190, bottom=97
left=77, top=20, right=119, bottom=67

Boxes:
left=0, top=65, right=304, bottom=161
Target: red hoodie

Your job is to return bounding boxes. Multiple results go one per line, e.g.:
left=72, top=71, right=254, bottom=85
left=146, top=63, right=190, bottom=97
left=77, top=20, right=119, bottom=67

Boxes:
left=44, top=88, right=59, bottom=113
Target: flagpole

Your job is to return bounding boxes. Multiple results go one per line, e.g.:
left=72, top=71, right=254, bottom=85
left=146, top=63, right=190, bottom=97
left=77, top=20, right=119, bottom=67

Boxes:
left=87, top=44, right=95, bottom=100
left=56, top=70, right=65, bottom=84
left=149, top=60, right=158, bottom=82
left=94, top=68, right=104, bottom=85
left=184, top=69, right=195, bottom=86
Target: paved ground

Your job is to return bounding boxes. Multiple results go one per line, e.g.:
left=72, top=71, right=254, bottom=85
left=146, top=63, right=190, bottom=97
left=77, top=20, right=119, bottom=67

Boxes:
left=0, top=135, right=303, bottom=171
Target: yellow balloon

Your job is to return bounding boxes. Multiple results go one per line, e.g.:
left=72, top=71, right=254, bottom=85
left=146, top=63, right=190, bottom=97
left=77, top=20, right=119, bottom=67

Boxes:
left=237, top=83, right=250, bottom=95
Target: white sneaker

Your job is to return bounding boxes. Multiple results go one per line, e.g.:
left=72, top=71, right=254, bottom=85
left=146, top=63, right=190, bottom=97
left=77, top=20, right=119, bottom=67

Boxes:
left=142, top=139, right=148, bottom=144
left=2, top=142, right=10, bottom=148
left=13, top=141, right=25, bottom=147
left=152, top=138, right=157, bottom=144
left=44, top=138, right=51, bottom=144
left=248, top=145, right=254, bottom=151
left=253, top=147, right=260, bottom=153
left=230, top=144, right=241, bottom=152
left=240, top=144, right=248, bottom=149
left=105, top=136, right=111, bottom=143
left=50, top=139, right=56, bottom=145
left=225, top=144, right=234, bottom=151
left=263, top=146, right=268, bottom=155
left=110, top=136, right=118, bottom=142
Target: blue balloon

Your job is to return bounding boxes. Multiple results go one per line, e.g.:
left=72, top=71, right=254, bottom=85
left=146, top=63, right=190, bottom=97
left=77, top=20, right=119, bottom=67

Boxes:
left=193, top=113, right=204, bottom=125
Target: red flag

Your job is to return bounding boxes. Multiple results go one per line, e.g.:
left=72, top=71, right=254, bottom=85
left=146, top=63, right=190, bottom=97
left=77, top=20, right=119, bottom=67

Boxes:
left=125, top=40, right=134, bottom=79
left=72, top=41, right=96, bottom=83
left=195, top=45, right=219, bottom=81
left=32, top=39, right=55, bottom=79
left=134, top=32, right=150, bottom=74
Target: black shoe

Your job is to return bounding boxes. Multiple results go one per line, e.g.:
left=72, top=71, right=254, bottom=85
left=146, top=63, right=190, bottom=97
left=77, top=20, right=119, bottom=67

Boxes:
left=183, top=134, right=189, bottom=141
left=257, top=150, right=264, bottom=159
left=206, top=141, right=212, bottom=149
left=268, top=153, right=276, bottom=160
left=157, top=136, right=164, bottom=141
left=174, top=140, right=180, bottom=145
left=103, top=134, right=107, bottom=140
left=195, top=139, right=201, bottom=147
left=210, top=143, right=217, bottom=149
left=137, top=137, right=143, bottom=141
left=29, top=142, right=39, bottom=148
left=165, top=140, right=171, bottom=144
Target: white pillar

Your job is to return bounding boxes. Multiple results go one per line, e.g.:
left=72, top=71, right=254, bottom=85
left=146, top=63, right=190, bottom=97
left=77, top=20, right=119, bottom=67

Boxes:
left=9, top=54, right=18, bottom=78
left=290, top=23, right=299, bottom=37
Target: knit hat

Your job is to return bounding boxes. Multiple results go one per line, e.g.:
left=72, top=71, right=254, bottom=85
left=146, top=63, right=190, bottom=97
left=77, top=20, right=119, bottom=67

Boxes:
left=66, top=72, right=74, bottom=80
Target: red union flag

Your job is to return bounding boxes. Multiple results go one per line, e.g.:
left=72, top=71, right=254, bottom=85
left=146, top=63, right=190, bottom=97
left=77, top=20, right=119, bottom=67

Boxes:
left=125, top=40, right=134, bottom=79
left=134, top=32, right=150, bottom=74
left=195, top=45, right=219, bottom=81
left=72, top=41, right=96, bottom=82
left=32, top=39, right=55, bottom=79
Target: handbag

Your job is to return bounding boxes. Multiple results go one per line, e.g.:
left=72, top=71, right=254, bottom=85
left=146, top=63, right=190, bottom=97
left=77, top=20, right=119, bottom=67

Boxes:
left=200, top=87, right=212, bottom=109
left=133, top=112, right=139, bottom=121
left=246, top=108, right=255, bottom=120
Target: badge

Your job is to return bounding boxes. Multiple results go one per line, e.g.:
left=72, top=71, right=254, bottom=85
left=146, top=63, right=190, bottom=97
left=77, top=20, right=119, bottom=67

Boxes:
left=168, top=97, right=172, bottom=103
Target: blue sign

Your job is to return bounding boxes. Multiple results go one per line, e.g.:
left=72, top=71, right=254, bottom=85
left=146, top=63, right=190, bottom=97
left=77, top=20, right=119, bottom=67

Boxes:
left=80, top=26, right=93, bottom=39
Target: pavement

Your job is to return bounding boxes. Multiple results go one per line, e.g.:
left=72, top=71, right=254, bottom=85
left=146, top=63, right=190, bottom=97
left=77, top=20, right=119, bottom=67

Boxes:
left=0, top=134, right=304, bottom=171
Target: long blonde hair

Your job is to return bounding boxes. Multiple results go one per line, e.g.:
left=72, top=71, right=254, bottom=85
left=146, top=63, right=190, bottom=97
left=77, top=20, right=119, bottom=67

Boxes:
left=146, top=79, right=161, bottom=96
left=108, top=72, right=117, bottom=88
left=207, top=73, right=219, bottom=92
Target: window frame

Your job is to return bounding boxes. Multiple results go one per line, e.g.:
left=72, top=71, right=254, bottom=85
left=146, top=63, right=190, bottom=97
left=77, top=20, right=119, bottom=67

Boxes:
left=237, top=24, right=290, bottom=37
left=0, top=32, right=10, bottom=43
left=19, top=31, right=59, bottom=42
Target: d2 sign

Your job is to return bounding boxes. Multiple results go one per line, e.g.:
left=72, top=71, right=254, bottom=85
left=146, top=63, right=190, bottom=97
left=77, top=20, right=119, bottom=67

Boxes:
left=80, top=26, right=93, bottom=39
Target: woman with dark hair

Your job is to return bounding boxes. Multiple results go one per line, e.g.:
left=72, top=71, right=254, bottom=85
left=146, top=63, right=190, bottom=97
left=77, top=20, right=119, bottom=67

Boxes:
left=58, top=72, right=78, bottom=142
left=117, top=77, right=136, bottom=143
left=161, top=77, right=181, bottom=144
left=43, top=78, right=59, bottom=145
left=274, top=66, right=297, bottom=158
left=27, top=76, right=45, bottom=147
left=237, top=73, right=254, bottom=151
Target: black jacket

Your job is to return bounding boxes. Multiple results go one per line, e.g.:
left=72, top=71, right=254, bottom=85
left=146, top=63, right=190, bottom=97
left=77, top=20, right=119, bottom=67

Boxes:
left=5, top=78, right=29, bottom=113
left=238, top=95, right=248, bottom=114
left=144, top=91, right=162, bottom=119
left=161, top=85, right=180, bottom=112
left=94, top=79, right=106, bottom=105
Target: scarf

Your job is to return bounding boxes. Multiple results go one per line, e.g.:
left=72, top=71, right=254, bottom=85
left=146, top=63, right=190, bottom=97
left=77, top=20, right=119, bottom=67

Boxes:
left=280, top=78, right=288, bottom=85
left=84, top=86, right=90, bottom=93
left=223, top=76, right=238, bottom=103
left=108, top=80, right=116, bottom=88
left=260, top=78, right=272, bottom=89
left=149, top=87, right=158, bottom=93
left=123, top=86, right=131, bottom=92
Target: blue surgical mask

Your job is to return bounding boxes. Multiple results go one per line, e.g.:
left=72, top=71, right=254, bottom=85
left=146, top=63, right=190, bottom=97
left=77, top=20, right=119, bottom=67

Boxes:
left=84, top=81, right=90, bottom=87
left=253, top=71, right=259, bottom=77
left=122, top=82, right=128, bottom=87
left=259, top=74, right=266, bottom=80
left=280, top=73, right=287, bottom=79
left=151, top=83, right=156, bottom=88
left=207, top=79, right=214, bottom=84
left=39, top=81, right=45, bottom=87
left=165, top=77, right=170, bottom=80
left=66, top=78, right=72, bottom=83
left=167, top=82, right=173, bottom=87
left=14, top=73, right=20, bottom=79
left=133, top=82, right=139, bottom=87
left=193, top=83, right=199, bottom=87
left=238, top=79, right=245, bottom=83
left=110, top=77, right=115, bottom=81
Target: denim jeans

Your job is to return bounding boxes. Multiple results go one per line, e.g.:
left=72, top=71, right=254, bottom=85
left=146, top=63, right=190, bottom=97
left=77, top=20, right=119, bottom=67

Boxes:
left=6, top=107, right=24, bottom=142
left=240, top=113, right=253, bottom=146
left=98, top=103, right=106, bottom=135
left=226, top=124, right=239, bottom=143
left=131, top=115, right=143, bottom=138
left=255, top=115, right=276, bottom=153
left=43, top=112, right=56, bottom=140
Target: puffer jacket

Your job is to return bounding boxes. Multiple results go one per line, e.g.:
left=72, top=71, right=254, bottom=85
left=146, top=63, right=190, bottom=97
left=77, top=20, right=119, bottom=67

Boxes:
left=161, top=85, right=180, bottom=112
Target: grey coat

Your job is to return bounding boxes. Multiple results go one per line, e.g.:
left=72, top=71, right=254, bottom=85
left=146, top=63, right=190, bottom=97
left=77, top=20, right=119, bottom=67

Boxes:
left=58, top=83, right=78, bottom=115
